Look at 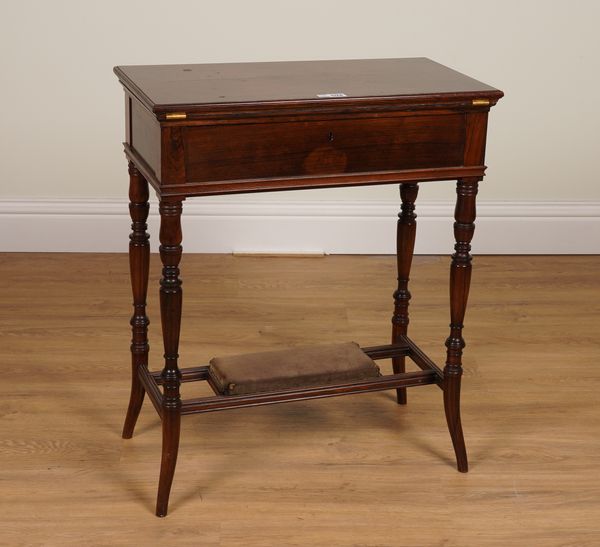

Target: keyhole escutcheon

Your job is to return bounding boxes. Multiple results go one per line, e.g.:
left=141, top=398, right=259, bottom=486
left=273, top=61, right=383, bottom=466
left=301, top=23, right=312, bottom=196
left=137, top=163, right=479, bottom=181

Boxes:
left=328, top=131, right=334, bottom=142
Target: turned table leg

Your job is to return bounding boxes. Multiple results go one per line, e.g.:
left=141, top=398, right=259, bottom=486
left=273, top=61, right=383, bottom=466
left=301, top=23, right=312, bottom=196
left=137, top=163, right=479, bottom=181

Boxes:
left=391, top=183, right=419, bottom=404
left=122, top=162, right=150, bottom=439
left=444, top=177, right=479, bottom=473
left=156, top=199, right=183, bottom=517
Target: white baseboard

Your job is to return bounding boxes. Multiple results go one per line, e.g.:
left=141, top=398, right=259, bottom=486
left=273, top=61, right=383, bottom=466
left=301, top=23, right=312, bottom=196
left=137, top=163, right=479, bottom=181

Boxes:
left=1, top=198, right=599, bottom=254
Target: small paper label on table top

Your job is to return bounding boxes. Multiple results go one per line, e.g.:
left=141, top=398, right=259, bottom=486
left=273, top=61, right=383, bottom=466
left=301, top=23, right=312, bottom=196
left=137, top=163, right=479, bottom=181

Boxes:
left=316, top=93, right=347, bottom=98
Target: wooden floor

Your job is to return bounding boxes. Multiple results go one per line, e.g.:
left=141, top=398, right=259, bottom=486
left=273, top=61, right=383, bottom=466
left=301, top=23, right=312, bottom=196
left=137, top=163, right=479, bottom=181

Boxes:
left=1, top=254, right=599, bottom=546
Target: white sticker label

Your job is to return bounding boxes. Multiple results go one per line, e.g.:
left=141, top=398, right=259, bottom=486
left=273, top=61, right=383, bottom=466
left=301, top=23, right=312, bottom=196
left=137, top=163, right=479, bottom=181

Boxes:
left=316, top=93, right=347, bottom=98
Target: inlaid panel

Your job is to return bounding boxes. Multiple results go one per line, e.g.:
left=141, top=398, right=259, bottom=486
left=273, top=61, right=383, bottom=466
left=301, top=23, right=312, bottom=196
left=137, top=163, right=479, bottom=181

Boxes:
left=182, top=114, right=465, bottom=183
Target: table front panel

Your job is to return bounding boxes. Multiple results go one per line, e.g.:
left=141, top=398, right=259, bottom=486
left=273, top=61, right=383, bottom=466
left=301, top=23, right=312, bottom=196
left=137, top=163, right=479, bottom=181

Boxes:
left=182, top=114, right=465, bottom=184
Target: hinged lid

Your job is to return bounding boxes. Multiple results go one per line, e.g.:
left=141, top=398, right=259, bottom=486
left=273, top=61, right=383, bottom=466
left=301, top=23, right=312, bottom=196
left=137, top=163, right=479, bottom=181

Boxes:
left=114, top=58, right=503, bottom=119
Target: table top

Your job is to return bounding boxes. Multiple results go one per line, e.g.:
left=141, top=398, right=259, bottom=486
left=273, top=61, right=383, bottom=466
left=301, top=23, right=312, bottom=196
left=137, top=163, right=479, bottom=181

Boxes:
left=114, top=58, right=503, bottom=115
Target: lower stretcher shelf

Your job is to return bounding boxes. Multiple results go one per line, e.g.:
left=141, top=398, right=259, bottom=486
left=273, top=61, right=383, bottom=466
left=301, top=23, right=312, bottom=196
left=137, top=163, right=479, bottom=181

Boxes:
left=144, top=336, right=443, bottom=416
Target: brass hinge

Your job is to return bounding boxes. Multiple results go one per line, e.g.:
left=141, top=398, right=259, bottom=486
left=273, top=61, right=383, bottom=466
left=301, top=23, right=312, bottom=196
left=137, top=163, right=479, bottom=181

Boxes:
left=472, top=99, right=490, bottom=106
left=165, top=112, right=187, bottom=120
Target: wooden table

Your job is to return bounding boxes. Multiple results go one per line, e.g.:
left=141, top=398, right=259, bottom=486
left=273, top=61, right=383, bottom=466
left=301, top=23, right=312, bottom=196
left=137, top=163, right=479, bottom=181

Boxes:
left=114, top=58, right=503, bottom=517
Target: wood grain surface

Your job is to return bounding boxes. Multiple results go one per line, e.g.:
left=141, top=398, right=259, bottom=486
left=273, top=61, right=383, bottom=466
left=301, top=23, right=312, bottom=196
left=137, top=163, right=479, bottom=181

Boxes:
left=182, top=114, right=465, bottom=183
left=114, top=58, right=502, bottom=113
left=1, top=254, right=599, bottom=546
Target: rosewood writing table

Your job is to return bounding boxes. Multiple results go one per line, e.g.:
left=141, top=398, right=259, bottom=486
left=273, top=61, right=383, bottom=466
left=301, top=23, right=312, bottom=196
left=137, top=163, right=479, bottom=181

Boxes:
left=113, top=58, right=503, bottom=516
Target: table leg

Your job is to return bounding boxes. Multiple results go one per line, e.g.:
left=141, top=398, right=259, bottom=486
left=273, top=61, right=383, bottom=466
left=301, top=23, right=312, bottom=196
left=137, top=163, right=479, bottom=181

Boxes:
left=391, top=183, right=419, bottom=404
left=156, top=199, right=183, bottom=517
left=122, top=162, right=150, bottom=439
left=444, top=177, right=479, bottom=473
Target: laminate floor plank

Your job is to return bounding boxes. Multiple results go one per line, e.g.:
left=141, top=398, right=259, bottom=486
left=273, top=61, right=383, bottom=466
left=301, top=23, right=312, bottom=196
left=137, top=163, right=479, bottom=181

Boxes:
left=1, top=254, right=599, bottom=546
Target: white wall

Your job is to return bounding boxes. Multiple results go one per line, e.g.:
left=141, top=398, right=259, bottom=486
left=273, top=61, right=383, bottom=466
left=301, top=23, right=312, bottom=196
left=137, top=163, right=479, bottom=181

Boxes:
left=1, top=1, right=599, bottom=252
